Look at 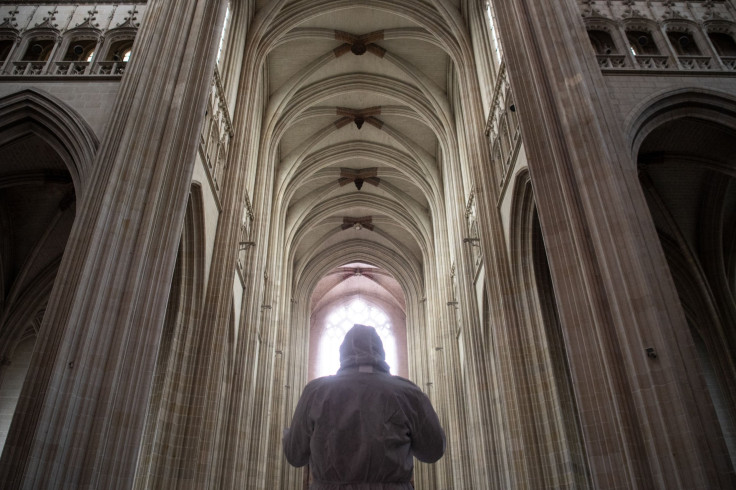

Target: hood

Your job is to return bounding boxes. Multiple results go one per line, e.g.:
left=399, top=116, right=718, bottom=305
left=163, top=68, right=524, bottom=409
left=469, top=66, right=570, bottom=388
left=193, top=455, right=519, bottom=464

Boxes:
left=338, top=324, right=390, bottom=373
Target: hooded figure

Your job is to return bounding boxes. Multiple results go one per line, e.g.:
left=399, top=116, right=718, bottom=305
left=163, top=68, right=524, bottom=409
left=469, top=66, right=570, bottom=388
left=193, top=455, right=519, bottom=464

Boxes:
left=283, top=324, right=445, bottom=489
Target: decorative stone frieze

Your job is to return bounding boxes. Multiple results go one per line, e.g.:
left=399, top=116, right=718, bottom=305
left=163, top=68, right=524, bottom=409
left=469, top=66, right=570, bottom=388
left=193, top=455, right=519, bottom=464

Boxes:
left=579, top=0, right=736, bottom=71
left=0, top=3, right=146, bottom=76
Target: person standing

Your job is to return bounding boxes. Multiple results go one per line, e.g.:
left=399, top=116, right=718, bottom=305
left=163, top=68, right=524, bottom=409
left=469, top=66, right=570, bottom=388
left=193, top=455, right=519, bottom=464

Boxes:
left=283, top=324, right=445, bottom=489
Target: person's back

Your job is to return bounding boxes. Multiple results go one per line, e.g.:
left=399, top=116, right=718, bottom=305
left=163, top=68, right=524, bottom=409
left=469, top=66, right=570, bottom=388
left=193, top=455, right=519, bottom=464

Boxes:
left=283, top=324, right=445, bottom=489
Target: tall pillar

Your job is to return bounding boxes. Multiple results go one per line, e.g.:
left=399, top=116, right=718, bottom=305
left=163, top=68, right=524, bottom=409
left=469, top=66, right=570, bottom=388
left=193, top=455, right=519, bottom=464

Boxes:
left=0, top=0, right=228, bottom=488
left=490, top=0, right=735, bottom=488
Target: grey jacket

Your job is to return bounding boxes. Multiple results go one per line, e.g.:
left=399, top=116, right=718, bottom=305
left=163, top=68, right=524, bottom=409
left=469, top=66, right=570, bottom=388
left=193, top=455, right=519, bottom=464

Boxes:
left=283, top=325, right=445, bottom=490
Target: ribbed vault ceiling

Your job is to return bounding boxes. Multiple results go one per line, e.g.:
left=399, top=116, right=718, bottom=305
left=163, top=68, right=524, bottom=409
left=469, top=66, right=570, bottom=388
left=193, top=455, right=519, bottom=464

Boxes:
left=260, top=0, right=460, bottom=315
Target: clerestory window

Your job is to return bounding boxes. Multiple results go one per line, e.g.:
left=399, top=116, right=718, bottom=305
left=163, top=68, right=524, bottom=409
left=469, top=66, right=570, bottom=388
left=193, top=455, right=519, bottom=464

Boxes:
left=626, top=30, right=659, bottom=56
left=63, top=39, right=97, bottom=62
left=107, top=39, right=134, bottom=62
left=0, top=39, right=13, bottom=61
left=217, top=3, right=231, bottom=65
left=667, top=31, right=701, bottom=56
left=587, top=30, right=617, bottom=55
left=708, top=32, right=736, bottom=57
left=485, top=1, right=502, bottom=65
left=22, top=39, right=55, bottom=61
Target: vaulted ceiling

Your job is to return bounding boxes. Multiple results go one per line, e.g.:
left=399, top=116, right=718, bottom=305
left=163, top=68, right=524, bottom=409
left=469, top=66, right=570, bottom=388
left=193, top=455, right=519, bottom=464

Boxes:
left=258, top=1, right=464, bottom=319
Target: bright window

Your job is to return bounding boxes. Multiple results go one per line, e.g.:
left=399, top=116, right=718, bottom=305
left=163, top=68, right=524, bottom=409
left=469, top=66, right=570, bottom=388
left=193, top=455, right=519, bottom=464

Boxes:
left=217, top=3, right=231, bottom=64
left=316, top=299, right=396, bottom=377
left=486, top=2, right=502, bottom=65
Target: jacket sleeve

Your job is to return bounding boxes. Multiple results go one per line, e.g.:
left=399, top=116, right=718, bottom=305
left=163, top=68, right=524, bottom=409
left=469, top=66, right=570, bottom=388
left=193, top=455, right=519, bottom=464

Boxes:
left=409, top=391, right=446, bottom=463
left=282, top=385, right=314, bottom=467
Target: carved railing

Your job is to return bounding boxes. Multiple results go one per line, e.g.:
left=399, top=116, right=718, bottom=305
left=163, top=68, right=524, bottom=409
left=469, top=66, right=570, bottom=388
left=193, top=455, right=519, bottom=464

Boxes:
left=677, top=55, right=714, bottom=70
left=634, top=55, right=671, bottom=70
left=199, top=67, right=233, bottom=200
left=630, top=55, right=715, bottom=71
left=596, top=54, right=628, bottom=69
left=52, top=61, right=91, bottom=75
left=721, top=57, right=736, bottom=70
left=9, top=61, right=46, bottom=75
left=5, top=58, right=126, bottom=76
left=485, top=62, right=522, bottom=189
left=92, top=61, right=127, bottom=75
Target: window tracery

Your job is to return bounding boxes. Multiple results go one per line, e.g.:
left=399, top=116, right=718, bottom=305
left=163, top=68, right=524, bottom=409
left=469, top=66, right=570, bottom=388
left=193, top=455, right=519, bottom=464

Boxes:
left=316, top=299, right=396, bottom=378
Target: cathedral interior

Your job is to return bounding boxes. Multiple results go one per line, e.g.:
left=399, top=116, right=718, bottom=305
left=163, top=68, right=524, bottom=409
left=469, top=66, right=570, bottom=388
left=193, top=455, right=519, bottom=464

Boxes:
left=0, top=1, right=735, bottom=488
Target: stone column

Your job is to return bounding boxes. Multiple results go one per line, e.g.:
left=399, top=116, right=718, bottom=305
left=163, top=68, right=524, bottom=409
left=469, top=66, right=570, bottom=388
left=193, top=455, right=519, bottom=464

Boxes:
left=490, top=0, right=735, bottom=488
left=0, top=0, right=228, bottom=488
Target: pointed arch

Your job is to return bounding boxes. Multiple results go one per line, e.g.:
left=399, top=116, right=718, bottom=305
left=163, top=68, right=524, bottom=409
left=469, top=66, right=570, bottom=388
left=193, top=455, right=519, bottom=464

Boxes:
left=134, top=184, right=207, bottom=489
left=508, top=169, right=592, bottom=488
left=630, top=92, right=736, bottom=467
left=0, top=89, right=99, bottom=197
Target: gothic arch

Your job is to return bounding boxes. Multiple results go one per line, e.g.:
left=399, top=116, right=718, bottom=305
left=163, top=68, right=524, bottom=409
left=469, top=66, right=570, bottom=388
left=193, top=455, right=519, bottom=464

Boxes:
left=0, top=26, right=19, bottom=71
left=295, top=239, right=423, bottom=301
left=134, top=184, right=207, bottom=489
left=508, top=169, right=591, bottom=488
left=621, top=17, right=669, bottom=58
left=584, top=16, right=626, bottom=56
left=255, top=0, right=463, bottom=65
left=281, top=141, right=440, bottom=205
left=0, top=261, right=58, bottom=362
left=97, top=25, right=137, bottom=61
left=631, top=90, right=736, bottom=467
left=288, top=193, right=431, bottom=262
left=0, top=89, right=95, bottom=455
left=627, top=87, right=736, bottom=163
left=14, top=26, right=60, bottom=63
left=55, top=26, right=102, bottom=74
left=0, top=89, right=99, bottom=196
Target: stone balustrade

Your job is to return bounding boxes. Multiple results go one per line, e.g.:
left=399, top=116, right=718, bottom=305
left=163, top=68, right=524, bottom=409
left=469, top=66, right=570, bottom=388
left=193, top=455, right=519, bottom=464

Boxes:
left=580, top=0, right=736, bottom=73
left=199, top=67, right=233, bottom=200
left=484, top=62, right=522, bottom=189
left=0, top=3, right=143, bottom=77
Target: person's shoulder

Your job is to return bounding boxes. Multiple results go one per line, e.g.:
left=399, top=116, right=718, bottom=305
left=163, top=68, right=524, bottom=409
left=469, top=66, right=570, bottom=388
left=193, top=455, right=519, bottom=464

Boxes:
left=388, top=374, right=425, bottom=392
left=305, top=375, right=336, bottom=386
left=301, top=375, right=336, bottom=393
left=383, top=376, right=436, bottom=407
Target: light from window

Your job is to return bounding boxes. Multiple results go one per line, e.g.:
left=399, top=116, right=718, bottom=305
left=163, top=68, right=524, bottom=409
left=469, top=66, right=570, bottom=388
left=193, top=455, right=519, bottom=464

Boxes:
left=626, top=31, right=659, bottom=56
left=122, top=49, right=131, bottom=62
left=486, top=2, right=502, bottom=65
left=316, top=299, right=396, bottom=378
left=217, top=3, right=231, bottom=64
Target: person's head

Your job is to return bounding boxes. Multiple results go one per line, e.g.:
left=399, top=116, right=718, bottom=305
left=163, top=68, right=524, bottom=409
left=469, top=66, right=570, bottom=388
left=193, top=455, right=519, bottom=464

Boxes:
left=338, top=324, right=390, bottom=373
